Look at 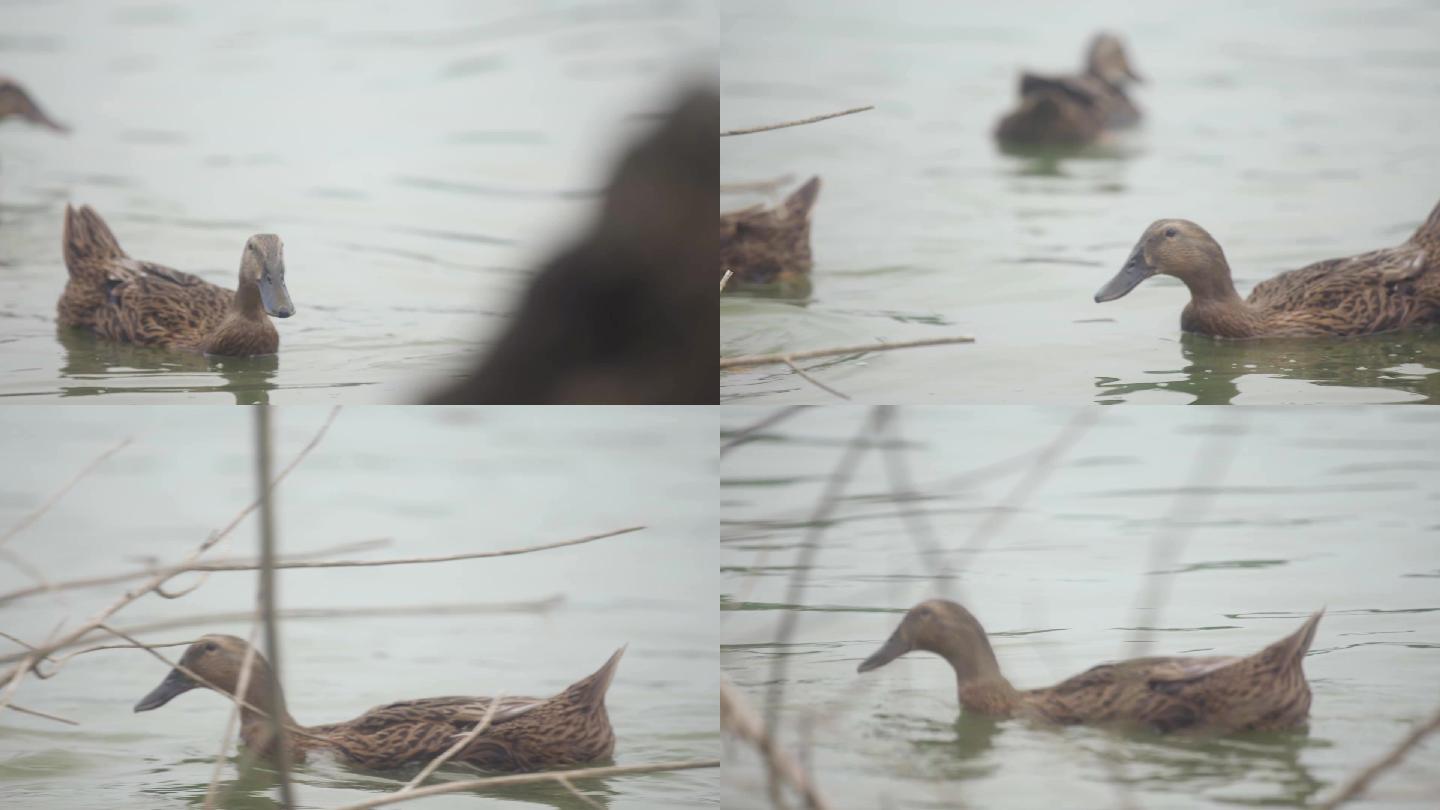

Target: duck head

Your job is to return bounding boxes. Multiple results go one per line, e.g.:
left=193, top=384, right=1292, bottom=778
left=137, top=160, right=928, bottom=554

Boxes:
left=240, top=235, right=294, bottom=319
left=857, top=599, right=1003, bottom=681
left=134, top=634, right=276, bottom=713
left=1095, top=219, right=1235, bottom=303
left=1086, top=32, right=1142, bottom=87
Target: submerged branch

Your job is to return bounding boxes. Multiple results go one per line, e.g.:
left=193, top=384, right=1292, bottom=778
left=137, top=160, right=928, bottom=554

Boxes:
left=720, top=336, right=975, bottom=370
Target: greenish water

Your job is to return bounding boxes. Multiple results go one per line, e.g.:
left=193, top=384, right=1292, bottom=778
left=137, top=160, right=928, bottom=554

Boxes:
left=0, top=0, right=713, bottom=403
left=721, top=406, right=1440, bottom=808
left=720, top=0, right=1440, bottom=404
left=0, top=407, right=717, bottom=808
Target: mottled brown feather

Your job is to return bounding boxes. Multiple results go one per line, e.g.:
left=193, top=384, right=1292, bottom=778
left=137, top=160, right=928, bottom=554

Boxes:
left=1104, top=201, right=1440, bottom=338
left=133, top=636, right=623, bottom=773
left=995, top=32, right=1142, bottom=146
left=859, top=600, right=1321, bottom=734
left=57, top=205, right=282, bottom=356
left=719, top=176, right=820, bottom=293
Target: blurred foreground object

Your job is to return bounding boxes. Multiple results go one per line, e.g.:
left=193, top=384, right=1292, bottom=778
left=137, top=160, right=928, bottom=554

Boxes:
left=0, top=77, right=68, bottom=132
left=431, top=85, right=717, bottom=404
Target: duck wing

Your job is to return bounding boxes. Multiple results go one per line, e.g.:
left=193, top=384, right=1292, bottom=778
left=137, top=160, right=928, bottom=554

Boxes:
left=317, top=695, right=545, bottom=770
left=94, top=259, right=234, bottom=348
left=1019, top=72, right=1105, bottom=108
left=1247, top=245, right=1435, bottom=336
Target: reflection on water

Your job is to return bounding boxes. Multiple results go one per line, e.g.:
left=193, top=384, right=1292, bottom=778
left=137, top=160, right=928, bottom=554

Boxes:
left=1096, top=330, right=1440, bottom=404
left=54, top=327, right=279, bottom=404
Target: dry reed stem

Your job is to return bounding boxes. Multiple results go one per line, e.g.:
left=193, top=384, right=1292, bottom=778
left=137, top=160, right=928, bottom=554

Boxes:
left=0, top=538, right=394, bottom=607
left=253, top=407, right=296, bottom=809
left=721, top=175, right=798, bottom=194
left=722, top=677, right=833, bottom=810
left=0, top=437, right=132, bottom=548
left=332, top=760, right=718, bottom=810
left=554, top=775, right=603, bottom=809
left=783, top=358, right=850, bottom=400
left=0, top=407, right=341, bottom=717
left=398, top=693, right=503, bottom=792
left=1314, top=704, right=1440, bottom=810
left=720, top=336, right=975, bottom=370
left=721, top=269, right=734, bottom=293
left=720, top=105, right=875, bottom=137
left=205, top=622, right=262, bottom=810
left=5, top=702, right=78, bottom=725
left=0, top=598, right=565, bottom=667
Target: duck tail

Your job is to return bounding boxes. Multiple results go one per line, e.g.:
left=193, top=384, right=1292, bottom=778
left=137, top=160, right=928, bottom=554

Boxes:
left=1410, top=198, right=1440, bottom=246
left=783, top=176, right=821, bottom=221
left=63, top=204, right=127, bottom=274
left=1258, top=608, right=1324, bottom=670
left=563, top=645, right=626, bottom=710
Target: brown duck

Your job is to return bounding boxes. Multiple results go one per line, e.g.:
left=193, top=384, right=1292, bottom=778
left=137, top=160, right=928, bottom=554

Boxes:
left=58, top=205, right=294, bottom=356
left=720, top=176, right=820, bottom=294
left=857, top=600, right=1322, bottom=734
left=1095, top=199, right=1440, bottom=337
left=995, top=32, right=1143, bottom=146
left=134, top=635, right=624, bottom=772
left=0, top=77, right=67, bottom=132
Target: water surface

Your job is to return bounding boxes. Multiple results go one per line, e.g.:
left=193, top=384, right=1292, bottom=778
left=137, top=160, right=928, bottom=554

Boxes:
left=721, top=406, right=1440, bottom=807
left=720, top=0, right=1440, bottom=404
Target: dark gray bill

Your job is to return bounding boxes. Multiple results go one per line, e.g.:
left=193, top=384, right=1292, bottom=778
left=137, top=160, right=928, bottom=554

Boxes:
left=259, top=272, right=294, bottom=319
left=134, top=667, right=198, bottom=712
left=1094, top=246, right=1154, bottom=303
left=857, top=632, right=912, bottom=673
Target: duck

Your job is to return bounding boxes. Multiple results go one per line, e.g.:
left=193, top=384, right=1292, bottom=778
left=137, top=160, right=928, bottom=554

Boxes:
left=0, top=77, right=67, bottom=132
left=1095, top=199, right=1440, bottom=338
left=995, top=32, right=1143, bottom=146
left=720, top=176, right=820, bottom=294
left=857, top=599, right=1322, bottom=734
left=133, top=634, right=625, bottom=772
left=57, top=205, right=294, bottom=356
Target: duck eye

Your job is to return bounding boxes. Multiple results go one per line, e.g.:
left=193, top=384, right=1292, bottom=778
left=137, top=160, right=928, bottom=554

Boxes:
left=203, top=642, right=218, bottom=653
left=1164, top=227, right=1178, bottom=238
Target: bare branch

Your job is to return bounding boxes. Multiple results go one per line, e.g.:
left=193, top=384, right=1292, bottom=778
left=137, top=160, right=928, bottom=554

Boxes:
left=722, top=677, right=832, bottom=810
left=783, top=358, right=850, bottom=401
left=720, top=336, right=975, bottom=370
left=254, top=407, right=296, bottom=809
left=204, top=622, right=262, bottom=810
left=5, top=702, right=79, bottom=725
left=1315, top=704, right=1440, bottom=810
left=721, top=269, right=733, bottom=293
left=720, top=105, right=874, bottom=137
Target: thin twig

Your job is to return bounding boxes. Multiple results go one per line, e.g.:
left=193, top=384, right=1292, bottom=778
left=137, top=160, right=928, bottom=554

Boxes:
left=5, top=702, right=79, bottom=725
left=554, top=775, right=603, bottom=809
left=721, top=406, right=809, bottom=457
left=332, top=760, right=718, bottom=810
left=783, top=358, right=850, bottom=401
left=0, top=598, right=566, bottom=667
left=721, top=269, right=734, bottom=293
left=0, top=538, right=393, bottom=607
left=0, top=437, right=132, bottom=548
left=722, top=677, right=833, bottom=810
left=720, top=105, right=875, bottom=137
left=1314, top=704, right=1440, bottom=809
left=254, top=407, right=295, bottom=809
left=721, top=174, right=797, bottom=195
left=720, top=336, right=975, bottom=370
left=399, top=694, right=503, bottom=792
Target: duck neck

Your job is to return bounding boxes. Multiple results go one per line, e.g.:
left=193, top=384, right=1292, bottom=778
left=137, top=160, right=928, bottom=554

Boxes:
left=1178, top=261, right=1264, bottom=337
left=936, top=645, right=1020, bottom=715
left=237, top=677, right=300, bottom=757
left=232, top=275, right=266, bottom=319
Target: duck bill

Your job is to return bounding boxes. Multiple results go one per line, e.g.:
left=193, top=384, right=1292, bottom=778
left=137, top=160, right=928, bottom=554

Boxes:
left=1094, top=246, right=1155, bottom=303
left=259, top=273, right=294, bottom=319
left=857, top=631, right=912, bottom=673
left=134, top=667, right=198, bottom=712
